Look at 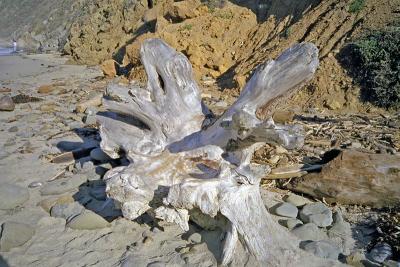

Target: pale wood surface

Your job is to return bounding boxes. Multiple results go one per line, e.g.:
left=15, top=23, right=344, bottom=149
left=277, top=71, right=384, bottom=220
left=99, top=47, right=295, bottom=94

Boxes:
left=97, top=38, right=344, bottom=265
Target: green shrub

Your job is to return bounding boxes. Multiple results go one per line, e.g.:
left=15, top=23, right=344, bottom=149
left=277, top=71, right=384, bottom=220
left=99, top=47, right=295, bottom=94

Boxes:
left=282, top=26, right=292, bottom=39
left=349, top=0, right=365, bottom=13
left=347, top=28, right=400, bottom=108
left=203, top=0, right=225, bottom=12
left=180, top=24, right=193, bottom=31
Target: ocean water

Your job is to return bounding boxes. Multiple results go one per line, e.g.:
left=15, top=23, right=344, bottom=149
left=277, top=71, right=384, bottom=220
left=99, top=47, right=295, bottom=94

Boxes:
left=0, top=46, right=15, bottom=56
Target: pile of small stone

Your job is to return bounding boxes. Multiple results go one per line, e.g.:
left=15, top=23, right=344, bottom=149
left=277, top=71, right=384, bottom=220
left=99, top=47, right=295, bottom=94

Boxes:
left=271, top=194, right=349, bottom=261
left=271, top=193, right=400, bottom=265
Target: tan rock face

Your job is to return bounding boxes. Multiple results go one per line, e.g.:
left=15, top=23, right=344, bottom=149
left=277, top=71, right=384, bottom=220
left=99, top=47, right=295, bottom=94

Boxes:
left=166, top=0, right=198, bottom=22
left=62, top=0, right=395, bottom=113
left=125, top=1, right=258, bottom=81
left=101, top=59, right=118, bottom=78
left=64, top=0, right=148, bottom=65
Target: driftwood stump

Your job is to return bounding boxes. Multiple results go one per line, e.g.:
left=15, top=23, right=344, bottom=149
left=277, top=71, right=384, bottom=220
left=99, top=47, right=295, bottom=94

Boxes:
left=97, top=38, right=341, bottom=265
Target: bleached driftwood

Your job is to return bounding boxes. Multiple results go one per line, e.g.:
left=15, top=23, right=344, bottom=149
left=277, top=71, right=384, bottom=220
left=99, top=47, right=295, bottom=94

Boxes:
left=97, top=39, right=340, bottom=265
left=286, top=149, right=400, bottom=207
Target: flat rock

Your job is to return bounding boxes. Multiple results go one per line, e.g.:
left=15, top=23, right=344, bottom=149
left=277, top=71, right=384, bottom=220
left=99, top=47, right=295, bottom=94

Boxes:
left=40, top=175, right=86, bottom=196
left=38, top=194, right=75, bottom=213
left=67, top=210, right=110, bottom=230
left=0, top=95, right=15, bottom=111
left=50, top=202, right=84, bottom=220
left=0, top=222, right=35, bottom=252
left=283, top=194, right=312, bottom=207
left=0, top=183, right=29, bottom=210
left=272, top=110, right=295, bottom=123
left=291, top=223, right=328, bottom=241
left=328, top=210, right=354, bottom=255
left=283, top=218, right=303, bottom=230
left=300, top=203, right=333, bottom=227
left=302, top=240, right=340, bottom=260
left=90, top=148, right=111, bottom=162
left=272, top=202, right=298, bottom=218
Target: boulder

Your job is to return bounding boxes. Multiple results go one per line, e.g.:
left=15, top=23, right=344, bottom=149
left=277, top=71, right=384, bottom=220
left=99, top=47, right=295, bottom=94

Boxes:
left=283, top=218, right=303, bottom=230
left=328, top=210, right=354, bottom=255
left=272, top=202, right=298, bottom=218
left=283, top=193, right=312, bottom=207
left=67, top=210, right=110, bottom=230
left=90, top=148, right=111, bottom=162
left=291, top=223, right=328, bottom=241
left=302, top=240, right=340, bottom=260
left=300, top=203, right=333, bottom=227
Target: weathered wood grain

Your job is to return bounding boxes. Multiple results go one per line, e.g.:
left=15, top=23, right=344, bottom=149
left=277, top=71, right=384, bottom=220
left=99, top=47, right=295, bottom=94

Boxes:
left=96, top=38, right=341, bottom=266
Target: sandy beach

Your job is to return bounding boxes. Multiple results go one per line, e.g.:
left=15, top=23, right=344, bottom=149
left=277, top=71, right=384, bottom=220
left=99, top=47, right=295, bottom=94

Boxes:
left=0, top=54, right=261, bottom=267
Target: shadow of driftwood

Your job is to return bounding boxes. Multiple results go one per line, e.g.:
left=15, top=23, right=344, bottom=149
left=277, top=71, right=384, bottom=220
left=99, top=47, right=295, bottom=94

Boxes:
left=73, top=180, right=123, bottom=223
left=112, top=20, right=157, bottom=65
left=0, top=256, right=9, bottom=267
left=336, top=43, right=372, bottom=104
left=180, top=221, right=224, bottom=262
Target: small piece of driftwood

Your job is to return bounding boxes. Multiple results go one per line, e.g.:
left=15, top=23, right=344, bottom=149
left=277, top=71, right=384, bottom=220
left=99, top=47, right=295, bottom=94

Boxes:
left=265, top=164, right=323, bottom=179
